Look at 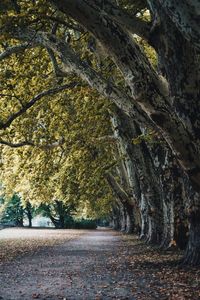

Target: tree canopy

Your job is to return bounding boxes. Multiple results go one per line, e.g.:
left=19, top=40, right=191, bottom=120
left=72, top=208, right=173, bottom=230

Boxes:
left=0, top=0, right=200, bottom=265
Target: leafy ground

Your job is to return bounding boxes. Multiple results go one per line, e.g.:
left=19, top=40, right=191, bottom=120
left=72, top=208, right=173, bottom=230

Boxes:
left=0, top=228, right=199, bottom=299
left=0, top=228, right=83, bottom=264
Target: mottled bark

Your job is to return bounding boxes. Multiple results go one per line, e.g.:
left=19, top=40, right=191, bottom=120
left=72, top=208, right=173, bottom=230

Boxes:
left=139, top=194, right=148, bottom=240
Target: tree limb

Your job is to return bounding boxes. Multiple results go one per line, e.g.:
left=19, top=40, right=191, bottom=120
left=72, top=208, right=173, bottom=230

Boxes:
left=91, top=135, right=118, bottom=144
left=46, top=48, right=69, bottom=77
left=38, top=15, right=84, bottom=33
left=89, top=0, right=151, bottom=41
left=0, top=140, right=34, bottom=148
left=106, top=173, right=134, bottom=206
left=0, top=83, right=78, bottom=130
left=48, top=0, right=200, bottom=181
left=0, top=137, right=64, bottom=149
left=0, top=43, right=35, bottom=61
left=5, top=27, right=156, bottom=128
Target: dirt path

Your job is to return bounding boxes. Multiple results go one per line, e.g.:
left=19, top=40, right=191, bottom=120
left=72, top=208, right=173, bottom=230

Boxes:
left=0, top=229, right=199, bottom=300
left=0, top=229, right=136, bottom=300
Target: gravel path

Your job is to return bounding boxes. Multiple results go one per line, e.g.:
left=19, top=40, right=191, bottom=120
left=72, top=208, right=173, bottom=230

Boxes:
left=0, top=229, right=139, bottom=300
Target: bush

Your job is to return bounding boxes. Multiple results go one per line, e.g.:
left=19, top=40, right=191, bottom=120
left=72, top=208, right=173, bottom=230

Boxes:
left=73, top=219, right=97, bottom=229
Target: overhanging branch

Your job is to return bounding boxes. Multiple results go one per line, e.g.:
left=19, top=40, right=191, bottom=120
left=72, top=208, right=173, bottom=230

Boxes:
left=0, top=42, right=35, bottom=61
left=0, top=82, right=79, bottom=130
left=0, top=137, right=64, bottom=149
left=90, top=0, right=151, bottom=41
left=46, top=48, right=69, bottom=77
left=0, top=140, right=34, bottom=148
left=7, top=27, right=154, bottom=127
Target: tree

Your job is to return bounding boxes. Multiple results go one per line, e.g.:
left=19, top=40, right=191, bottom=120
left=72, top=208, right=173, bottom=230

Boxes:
left=38, top=200, right=75, bottom=229
left=0, top=0, right=199, bottom=265
left=0, top=194, right=24, bottom=226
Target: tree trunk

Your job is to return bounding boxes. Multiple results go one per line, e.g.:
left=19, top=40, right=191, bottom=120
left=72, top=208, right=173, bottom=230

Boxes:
left=26, top=202, right=33, bottom=228
left=120, top=206, right=126, bottom=232
left=111, top=205, right=121, bottom=230
left=125, top=205, right=134, bottom=234
left=16, top=218, right=23, bottom=227
left=140, top=194, right=148, bottom=240
left=183, top=208, right=200, bottom=265
left=28, top=215, right=32, bottom=228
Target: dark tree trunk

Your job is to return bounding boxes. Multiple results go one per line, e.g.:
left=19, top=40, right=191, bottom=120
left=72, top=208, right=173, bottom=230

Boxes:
left=183, top=208, right=200, bottom=265
left=28, top=215, right=32, bottom=228
left=26, top=202, right=33, bottom=228
left=111, top=205, right=121, bottom=230
left=150, top=2, right=200, bottom=262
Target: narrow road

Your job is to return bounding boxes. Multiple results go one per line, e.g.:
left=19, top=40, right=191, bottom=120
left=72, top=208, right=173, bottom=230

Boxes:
left=0, top=229, right=139, bottom=300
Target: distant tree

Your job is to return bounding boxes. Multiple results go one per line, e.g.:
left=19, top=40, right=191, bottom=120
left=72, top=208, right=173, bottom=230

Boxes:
left=0, top=195, right=35, bottom=227
left=0, top=194, right=24, bottom=226
left=38, top=200, right=75, bottom=229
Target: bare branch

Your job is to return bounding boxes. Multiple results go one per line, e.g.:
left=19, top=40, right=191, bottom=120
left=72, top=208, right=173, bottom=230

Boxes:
left=0, top=82, right=79, bottom=130
left=0, top=43, right=35, bottom=61
left=0, top=140, right=34, bottom=148
left=0, top=137, right=64, bottom=149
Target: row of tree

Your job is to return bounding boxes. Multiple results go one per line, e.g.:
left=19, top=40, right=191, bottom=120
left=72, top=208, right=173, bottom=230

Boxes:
left=0, top=195, right=97, bottom=229
left=0, top=0, right=200, bottom=265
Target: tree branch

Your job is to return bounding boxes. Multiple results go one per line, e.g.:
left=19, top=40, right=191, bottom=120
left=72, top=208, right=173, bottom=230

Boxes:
left=0, top=137, right=64, bottom=149
left=0, top=43, right=35, bottom=61
left=46, top=48, right=69, bottom=77
left=38, top=15, right=84, bottom=33
left=106, top=173, right=134, bottom=206
left=0, top=83, right=79, bottom=130
left=6, top=27, right=154, bottom=127
left=90, top=0, right=151, bottom=40
left=0, top=140, right=34, bottom=148
left=91, top=135, right=118, bottom=144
